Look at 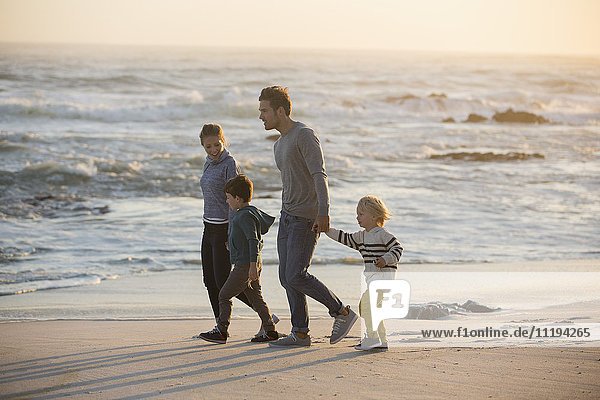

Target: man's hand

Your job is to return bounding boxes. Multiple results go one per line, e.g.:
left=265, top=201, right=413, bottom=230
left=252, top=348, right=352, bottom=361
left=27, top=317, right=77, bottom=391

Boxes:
left=249, top=263, right=259, bottom=281
left=375, top=257, right=386, bottom=268
left=312, top=215, right=330, bottom=234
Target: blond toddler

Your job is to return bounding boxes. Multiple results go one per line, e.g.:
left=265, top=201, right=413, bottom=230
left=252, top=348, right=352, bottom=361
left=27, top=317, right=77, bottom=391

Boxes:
left=326, top=195, right=403, bottom=350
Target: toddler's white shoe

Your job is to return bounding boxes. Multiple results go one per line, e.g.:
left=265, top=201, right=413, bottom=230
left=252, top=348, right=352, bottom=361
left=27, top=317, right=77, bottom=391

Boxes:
left=354, top=337, right=383, bottom=351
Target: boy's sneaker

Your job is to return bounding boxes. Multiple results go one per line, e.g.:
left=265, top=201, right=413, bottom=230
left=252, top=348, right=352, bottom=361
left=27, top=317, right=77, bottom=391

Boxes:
left=330, top=305, right=358, bottom=344
left=254, top=313, right=280, bottom=338
left=268, top=332, right=311, bottom=347
left=354, top=337, right=383, bottom=351
left=250, top=330, right=281, bottom=343
left=197, top=326, right=227, bottom=344
left=193, top=330, right=230, bottom=339
left=193, top=319, right=230, bottom=339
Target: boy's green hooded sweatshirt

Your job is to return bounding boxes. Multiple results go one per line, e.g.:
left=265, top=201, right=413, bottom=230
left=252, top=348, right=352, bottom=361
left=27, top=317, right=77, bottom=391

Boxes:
left=228, top=205, right=275, bottom=265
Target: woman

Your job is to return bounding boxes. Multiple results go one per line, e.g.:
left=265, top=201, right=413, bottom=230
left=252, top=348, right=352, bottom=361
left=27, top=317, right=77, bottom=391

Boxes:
left=196, top=123, right=277, bottom=338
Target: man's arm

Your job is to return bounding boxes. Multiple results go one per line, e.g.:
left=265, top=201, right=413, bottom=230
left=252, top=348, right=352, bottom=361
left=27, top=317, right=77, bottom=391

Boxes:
left=298, top=129, right=330, bottom=232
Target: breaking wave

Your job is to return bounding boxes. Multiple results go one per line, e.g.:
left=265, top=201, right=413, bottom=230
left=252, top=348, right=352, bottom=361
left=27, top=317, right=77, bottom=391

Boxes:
left=0, top=90, right=206, bottom=123
left=19, top=161, right=97, bottom=184
left=430, top=151, right=545, bottom=162
left=0, top=194, right=110, bottom=219
left=0, top=271, right=105, bottom=296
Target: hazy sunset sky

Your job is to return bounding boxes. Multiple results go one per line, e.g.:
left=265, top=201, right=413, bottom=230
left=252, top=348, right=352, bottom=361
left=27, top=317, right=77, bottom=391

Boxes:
left=1, top=0, right=599, bottom=55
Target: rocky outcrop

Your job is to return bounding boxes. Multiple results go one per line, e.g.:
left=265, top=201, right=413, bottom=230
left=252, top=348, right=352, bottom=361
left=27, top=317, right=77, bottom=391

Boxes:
left=492, top=108, right=549, bottom=124
left=464, top=113, right=487, bottom=123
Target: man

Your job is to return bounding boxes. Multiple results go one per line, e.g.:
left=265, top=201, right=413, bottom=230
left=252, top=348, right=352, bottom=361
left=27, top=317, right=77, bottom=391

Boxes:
left=258, top=86, right=357, bottom=347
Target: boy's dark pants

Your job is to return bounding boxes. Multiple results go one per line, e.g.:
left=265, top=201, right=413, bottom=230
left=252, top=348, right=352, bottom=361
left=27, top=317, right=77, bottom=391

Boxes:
left=217, top=263, right=275, bottom=333
left=201, top=222, right=252, bottom=318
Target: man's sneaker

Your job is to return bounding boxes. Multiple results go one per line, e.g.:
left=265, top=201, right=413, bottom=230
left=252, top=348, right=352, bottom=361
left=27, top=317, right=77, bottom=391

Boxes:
left=197, top=326, right=227, bottom=344
left=250, top=330, right=281, bottom=343
left=254, top=313, right=280, bottom=338
left=330, top=305, right=358, bottom=344
left=268, top=332, right=311, bottom=347
left=354, top=337, right=383, bottom=351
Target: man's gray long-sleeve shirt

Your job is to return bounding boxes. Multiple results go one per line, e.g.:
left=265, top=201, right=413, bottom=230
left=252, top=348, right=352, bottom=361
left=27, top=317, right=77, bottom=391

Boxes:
left=273, top=121, right=329, bottom=219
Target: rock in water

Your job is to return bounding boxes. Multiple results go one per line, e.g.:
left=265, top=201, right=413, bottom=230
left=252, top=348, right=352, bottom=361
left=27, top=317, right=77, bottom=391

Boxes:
left=464, top=113, right=487, bottom=123
left=492, top=108, right=549, bottom=124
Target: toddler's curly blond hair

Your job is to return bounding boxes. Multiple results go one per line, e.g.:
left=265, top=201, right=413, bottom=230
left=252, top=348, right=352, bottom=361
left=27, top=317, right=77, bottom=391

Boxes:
left=358, top=195, right=391, bottom=226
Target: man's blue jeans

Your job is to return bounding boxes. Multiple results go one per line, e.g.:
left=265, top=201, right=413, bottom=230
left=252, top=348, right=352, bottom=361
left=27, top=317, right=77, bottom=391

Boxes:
left=277, top=211, right=344, bottom=333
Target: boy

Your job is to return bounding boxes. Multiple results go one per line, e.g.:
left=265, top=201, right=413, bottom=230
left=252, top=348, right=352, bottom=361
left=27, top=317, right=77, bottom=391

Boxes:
left=198, top=175, right=280, bottom=344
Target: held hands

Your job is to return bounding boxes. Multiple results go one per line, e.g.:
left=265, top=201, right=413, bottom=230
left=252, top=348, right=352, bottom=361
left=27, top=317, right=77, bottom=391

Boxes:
left=312, top=215, right=330, bottom=234
left=375, top=257, right=386, bottom=268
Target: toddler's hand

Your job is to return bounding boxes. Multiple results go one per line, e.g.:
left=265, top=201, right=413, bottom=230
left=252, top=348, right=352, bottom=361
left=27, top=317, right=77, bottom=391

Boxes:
left=375, top=257, right=386, bottom=268
left=312, top=216, right=330, bottom=234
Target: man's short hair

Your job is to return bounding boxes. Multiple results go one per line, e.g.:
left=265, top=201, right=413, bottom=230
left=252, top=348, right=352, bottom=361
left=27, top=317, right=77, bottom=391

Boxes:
left=259, top=86, right=292, bottom=116
left=224, top=174, right=253, bottom=203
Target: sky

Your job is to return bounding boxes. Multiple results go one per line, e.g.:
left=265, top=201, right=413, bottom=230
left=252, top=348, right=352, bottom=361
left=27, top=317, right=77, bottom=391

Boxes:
left=1, top=0, right=599, bottom=55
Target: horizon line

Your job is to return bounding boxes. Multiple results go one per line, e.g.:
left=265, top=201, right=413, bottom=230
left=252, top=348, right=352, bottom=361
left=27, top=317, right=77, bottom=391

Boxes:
left=2, top=40, right=599, bottom=59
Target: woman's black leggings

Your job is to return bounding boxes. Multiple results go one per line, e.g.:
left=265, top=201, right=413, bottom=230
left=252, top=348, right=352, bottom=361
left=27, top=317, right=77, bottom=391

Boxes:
left=201, top=222, right=252, bottom=318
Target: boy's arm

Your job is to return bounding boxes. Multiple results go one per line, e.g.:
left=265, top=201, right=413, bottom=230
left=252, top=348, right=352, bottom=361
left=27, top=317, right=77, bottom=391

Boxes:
left=325, top=227, right=363, bottom=251
left=249, top=261, right=259, bottom=281
left=239, top=213, right=261, bottom=278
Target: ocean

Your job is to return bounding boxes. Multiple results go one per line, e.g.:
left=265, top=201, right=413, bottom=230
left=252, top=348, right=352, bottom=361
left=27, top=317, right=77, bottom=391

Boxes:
left=1, top=43, right=599, bottom=323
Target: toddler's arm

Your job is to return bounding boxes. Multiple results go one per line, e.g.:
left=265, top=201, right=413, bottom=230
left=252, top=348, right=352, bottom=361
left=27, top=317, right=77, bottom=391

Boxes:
left=378, top=231, right=403, bottom=267
left=325, top=227, right=363, bottom=251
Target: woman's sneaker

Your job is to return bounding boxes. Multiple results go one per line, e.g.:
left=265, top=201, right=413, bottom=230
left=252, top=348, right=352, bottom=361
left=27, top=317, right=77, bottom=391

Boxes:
left=250, top=330, right=281, bottom=343
left=197, top=326, right=227, bottom=344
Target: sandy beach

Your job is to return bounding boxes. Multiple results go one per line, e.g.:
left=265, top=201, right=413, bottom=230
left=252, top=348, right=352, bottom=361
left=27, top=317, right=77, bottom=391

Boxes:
left=1, top=319, right=599, bottom=399
left=2, top=262, right=600, bottom=398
